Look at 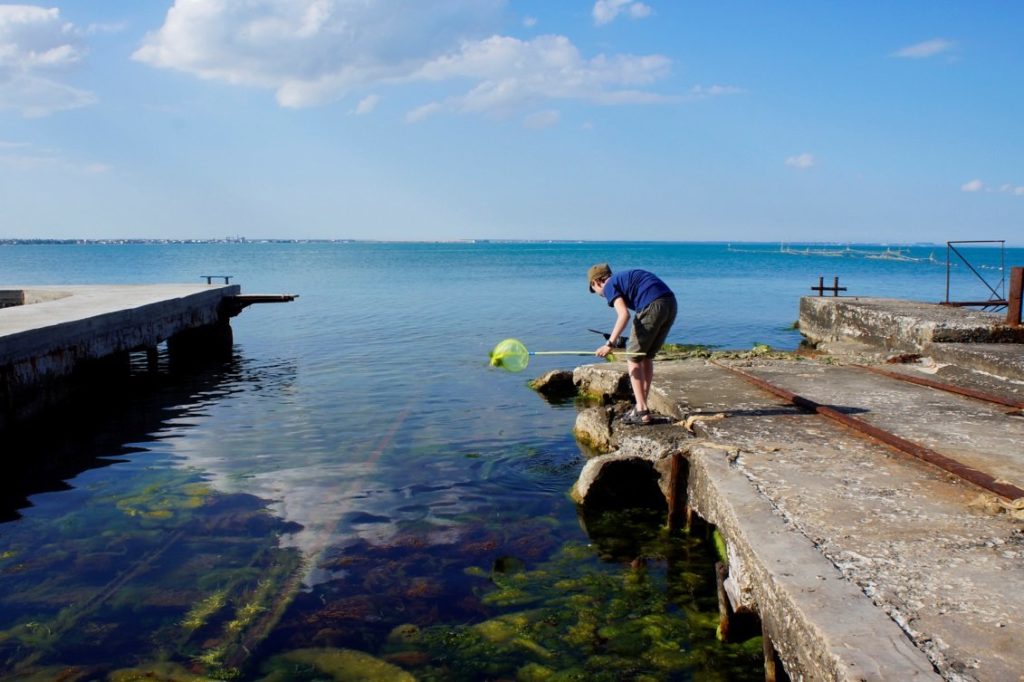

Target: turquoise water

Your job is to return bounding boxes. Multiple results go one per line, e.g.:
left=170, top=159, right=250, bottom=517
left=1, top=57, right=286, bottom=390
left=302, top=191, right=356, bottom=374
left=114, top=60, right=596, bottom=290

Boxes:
left=0, top=241, right=1019, bottom=679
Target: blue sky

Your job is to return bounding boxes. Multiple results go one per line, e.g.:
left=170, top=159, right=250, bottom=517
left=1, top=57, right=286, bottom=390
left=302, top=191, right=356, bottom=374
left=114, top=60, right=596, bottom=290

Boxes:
left=1, top=1, right=1022, bottom=242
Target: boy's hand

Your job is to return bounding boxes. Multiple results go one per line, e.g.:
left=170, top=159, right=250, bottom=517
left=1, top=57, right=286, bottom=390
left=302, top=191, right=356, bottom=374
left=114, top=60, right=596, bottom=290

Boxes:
left=595, top=343, right=612, bottom=358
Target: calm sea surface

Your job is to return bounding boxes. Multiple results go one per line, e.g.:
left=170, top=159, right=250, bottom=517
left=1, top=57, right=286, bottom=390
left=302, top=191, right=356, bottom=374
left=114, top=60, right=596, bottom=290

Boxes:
left=0, top=241, right=1018, bottom=679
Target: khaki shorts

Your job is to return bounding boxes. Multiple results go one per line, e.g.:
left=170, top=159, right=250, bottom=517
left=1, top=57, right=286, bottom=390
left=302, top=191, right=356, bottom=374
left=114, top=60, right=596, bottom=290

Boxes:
left=627, top=295, right=677, bottom=359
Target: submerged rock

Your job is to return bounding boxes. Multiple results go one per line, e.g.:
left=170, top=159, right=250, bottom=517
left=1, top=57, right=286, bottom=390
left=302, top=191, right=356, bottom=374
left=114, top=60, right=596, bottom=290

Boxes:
left=259, top=647, right=415, bottom=681
left=109, top=662, right=209, bottom=681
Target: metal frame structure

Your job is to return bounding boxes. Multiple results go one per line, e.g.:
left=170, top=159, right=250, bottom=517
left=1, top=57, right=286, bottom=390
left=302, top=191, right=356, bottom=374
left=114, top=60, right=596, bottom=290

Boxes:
left=944, top=240, right=1007, bottom=310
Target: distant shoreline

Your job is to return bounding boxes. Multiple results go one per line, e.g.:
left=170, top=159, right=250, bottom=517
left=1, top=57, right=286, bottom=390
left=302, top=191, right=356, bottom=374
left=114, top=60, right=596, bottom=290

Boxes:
left=0, top=238, right=965, bottom=247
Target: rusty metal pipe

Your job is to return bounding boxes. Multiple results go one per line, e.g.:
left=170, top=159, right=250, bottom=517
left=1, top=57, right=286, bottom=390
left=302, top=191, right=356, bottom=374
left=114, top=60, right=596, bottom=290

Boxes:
left=715, top=561, right=731, bottom=643
left=667, top=452, right=687, bottom=532
left=710, top=360, right=1024, bottom=500
left=853, top=364, right=1024, bottom=410
left=1008, top=266, right=1023, bottom=327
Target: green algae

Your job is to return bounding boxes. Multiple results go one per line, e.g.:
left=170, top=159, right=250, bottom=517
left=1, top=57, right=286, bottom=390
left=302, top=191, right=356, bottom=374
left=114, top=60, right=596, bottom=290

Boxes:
left=0, top=460, right=305, bottom=681
left=713, top=529, right=729, bottom=565
left=114, top=480, right=213, bottom=523
left=659, top=342, right=801, bottom=362
left=108, top=661, right=210, bottom=681
left=259, top=647, right=416, bottom=681
left=398, top=510, right=764, bottom=681
left=181, top=590, right=228, bottom=632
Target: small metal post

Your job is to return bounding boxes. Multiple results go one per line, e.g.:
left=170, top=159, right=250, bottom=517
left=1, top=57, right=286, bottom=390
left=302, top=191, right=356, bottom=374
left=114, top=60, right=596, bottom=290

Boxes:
left=762, top=620, right=785, bottom=682
left=811, top=276, right=845, bottom=297
left=763, top=625, right=778, bottom=682
left=666, top=452, right=687, bottom=531
left=1007, top=266, right=1023, bottom=327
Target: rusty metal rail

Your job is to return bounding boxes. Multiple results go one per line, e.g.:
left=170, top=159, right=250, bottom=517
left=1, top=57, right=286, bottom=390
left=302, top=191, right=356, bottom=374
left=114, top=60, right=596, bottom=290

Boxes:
left=709, top=360, right=1024, bottom=500
left=852, top=364, right=1024, bottom=411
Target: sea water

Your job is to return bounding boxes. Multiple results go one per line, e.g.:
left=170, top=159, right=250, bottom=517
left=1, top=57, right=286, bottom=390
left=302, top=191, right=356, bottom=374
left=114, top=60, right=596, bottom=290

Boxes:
left=0, top=241, right=1018, bottom=679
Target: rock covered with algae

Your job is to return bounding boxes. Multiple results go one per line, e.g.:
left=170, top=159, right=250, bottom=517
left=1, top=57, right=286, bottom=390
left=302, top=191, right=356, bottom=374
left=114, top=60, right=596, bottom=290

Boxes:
left=108, top=662, right=210, bottom=681
left=259, top=647, right=415, bottom=681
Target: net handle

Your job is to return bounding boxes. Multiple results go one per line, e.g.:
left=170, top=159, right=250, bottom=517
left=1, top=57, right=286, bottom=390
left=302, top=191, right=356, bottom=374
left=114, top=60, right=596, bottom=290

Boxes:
left=530, top=350, right=646, bottom=356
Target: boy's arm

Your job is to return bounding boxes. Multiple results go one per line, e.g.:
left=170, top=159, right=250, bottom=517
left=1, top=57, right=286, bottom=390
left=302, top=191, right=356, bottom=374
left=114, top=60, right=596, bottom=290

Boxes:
left=596, top=297, right=630, bottom=357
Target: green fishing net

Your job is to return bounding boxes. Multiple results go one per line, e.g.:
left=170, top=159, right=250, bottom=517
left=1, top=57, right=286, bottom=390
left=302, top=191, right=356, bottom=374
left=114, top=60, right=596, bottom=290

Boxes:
left=489, top=338, right=529, bottom=372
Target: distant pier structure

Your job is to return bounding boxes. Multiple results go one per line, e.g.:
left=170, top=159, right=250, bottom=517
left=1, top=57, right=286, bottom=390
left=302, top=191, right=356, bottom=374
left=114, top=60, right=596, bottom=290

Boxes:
left=0, top=283, right=295, bottom=428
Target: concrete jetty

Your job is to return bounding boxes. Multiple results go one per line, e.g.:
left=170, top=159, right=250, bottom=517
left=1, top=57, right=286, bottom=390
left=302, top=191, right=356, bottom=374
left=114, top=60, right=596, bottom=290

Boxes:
left=0, top=284, right=292, bottom=427
left=569, top=297, right=1024, bottom=681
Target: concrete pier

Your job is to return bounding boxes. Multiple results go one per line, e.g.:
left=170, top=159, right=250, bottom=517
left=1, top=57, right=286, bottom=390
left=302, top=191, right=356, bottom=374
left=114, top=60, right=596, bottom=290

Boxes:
left=570, top=297, right=1024, bottom=681
left=0, top=284, right=260, bottom=427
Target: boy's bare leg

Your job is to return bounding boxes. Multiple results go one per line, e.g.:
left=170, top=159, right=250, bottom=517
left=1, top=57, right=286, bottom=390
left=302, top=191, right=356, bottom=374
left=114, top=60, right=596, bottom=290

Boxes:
left=628, top=359, right=651, bottom=413
left=641, top=358, right=654, bottom=402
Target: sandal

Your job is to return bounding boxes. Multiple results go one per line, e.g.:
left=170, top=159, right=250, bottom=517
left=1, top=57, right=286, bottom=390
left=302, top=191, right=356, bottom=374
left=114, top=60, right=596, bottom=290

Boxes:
left=622, top=409, right=651, bottom=425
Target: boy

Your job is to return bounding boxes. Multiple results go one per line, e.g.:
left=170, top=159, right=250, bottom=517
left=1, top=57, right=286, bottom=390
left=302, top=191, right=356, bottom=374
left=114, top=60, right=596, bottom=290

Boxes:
left=588, top=263, right=677, bottom=425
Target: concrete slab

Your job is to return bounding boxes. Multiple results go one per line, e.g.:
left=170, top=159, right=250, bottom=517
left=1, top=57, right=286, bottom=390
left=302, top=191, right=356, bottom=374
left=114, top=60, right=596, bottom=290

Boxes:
left=0, top=284, right=240, bottom=424
left=724, top=360, right=1024, bottom=493
left=688, top=442, right=941, bottom=681
left=800, top=297, right=1024, bottom=351
left=0, top=284, right=237, bottom=350
left=874, top=360, right=1024, bottom=407
left=574, top=358, right=1024, bottom=681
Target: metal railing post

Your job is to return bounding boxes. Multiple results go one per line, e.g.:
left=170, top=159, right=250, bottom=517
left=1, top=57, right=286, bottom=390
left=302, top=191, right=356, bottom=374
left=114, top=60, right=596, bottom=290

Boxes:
left=1008, top=266, right=1023, bottom=327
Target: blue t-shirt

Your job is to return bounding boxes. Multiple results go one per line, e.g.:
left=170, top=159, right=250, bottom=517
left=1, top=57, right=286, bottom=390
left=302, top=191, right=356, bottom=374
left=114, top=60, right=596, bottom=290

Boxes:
left=602, top=269, right=673, bottom=311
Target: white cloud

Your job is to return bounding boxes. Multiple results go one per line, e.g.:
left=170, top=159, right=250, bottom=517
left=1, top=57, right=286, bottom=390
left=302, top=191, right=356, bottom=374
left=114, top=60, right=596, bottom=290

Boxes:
left=960, top=179, right=984, bottom=192
left=522, top=16, right=537, bottom=28
left=134, top=1, right=672, bottom=115
left=85, top=21, right=127, bottom=36
left=0, top=5, right=96, bottom=116
left=687, top=84, right=743, bottom=100
left=412, top=34, right=671, bottom=116
left=405, top=101, right=441, bottom=123
left=785, top=153, right=815, bottom=169
left=353, top=94, right=379, bottom=114
left=593, top=0, right=652, bottom=26
left=994, top=183, right=1024, bottom=196
left=523, top=109, right=559, bottom=129
left=891, top=38, right=955, bottom=59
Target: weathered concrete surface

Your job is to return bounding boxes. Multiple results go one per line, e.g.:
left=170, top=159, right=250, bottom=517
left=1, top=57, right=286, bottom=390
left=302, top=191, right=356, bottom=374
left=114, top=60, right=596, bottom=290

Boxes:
left=573, top=357, right=1024, bottom=681
left=923, top=343, right=1024, bottom=383
left=0, top=284, right=240, bottom=422
left=687, top=440, right=939, bottom=681
left=800, top=297, right=1024, bottom=352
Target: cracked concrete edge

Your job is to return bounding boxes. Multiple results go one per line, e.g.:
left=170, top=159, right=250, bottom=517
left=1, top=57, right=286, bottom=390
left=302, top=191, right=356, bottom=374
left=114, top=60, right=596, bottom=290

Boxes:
left=686, top=443, right=941, bottom=681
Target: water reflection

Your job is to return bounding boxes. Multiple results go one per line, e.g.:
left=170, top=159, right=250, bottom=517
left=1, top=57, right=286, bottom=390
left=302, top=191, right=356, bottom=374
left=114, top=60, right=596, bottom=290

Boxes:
left=1, top=350, right=246, bottom=521
left=0, top=344, right=760, bottom=680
